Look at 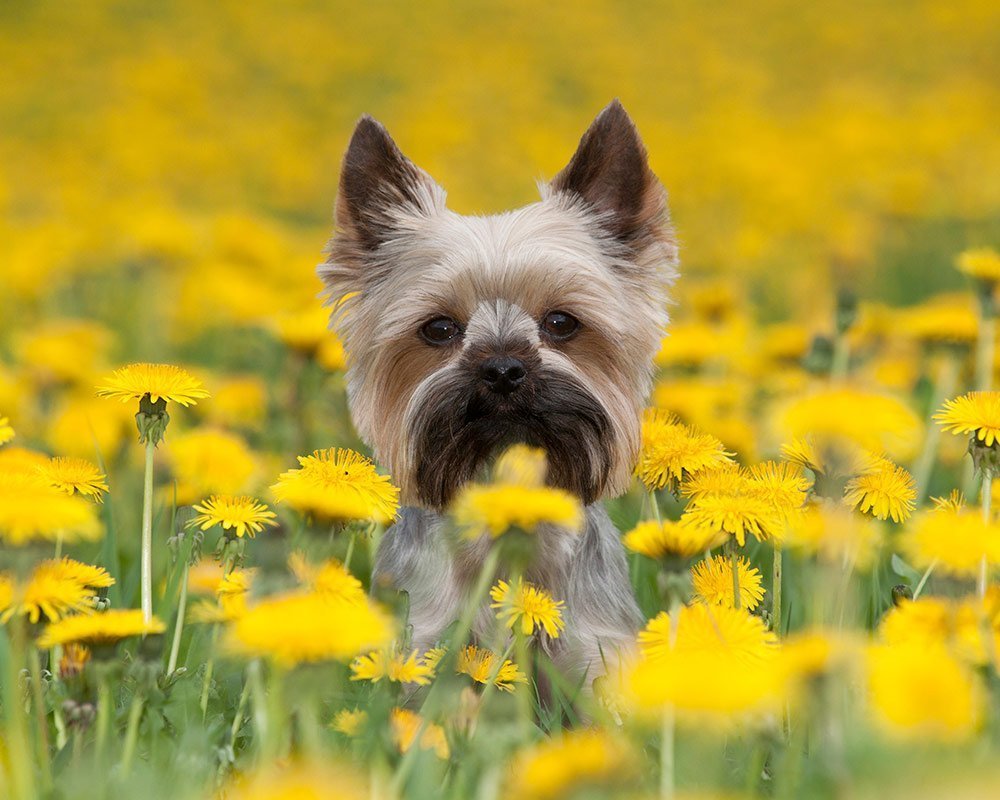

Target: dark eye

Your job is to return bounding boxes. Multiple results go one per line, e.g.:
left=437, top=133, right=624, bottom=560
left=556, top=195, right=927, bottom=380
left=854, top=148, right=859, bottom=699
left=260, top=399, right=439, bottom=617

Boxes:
left=420, top=316, right=463, bottom=345
left=541, top=311, right=579, bottom=340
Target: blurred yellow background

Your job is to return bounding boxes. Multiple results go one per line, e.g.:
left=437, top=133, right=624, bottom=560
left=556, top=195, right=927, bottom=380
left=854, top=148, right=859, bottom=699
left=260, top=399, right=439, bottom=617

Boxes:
left=3, top=0, right=999, bottom=325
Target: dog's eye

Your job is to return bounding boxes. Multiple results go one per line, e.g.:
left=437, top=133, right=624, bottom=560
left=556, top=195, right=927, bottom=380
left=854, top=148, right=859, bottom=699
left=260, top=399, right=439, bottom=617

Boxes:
left=541, top=311, right=579, bottom=340
left=421, top=316, right=463, bottom=345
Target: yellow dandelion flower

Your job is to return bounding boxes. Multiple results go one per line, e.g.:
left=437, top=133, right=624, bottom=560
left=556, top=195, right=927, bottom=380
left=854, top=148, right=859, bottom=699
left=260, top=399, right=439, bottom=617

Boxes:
left=332, top=708, right=368, bottom=736
left=199, top=375, right=267, bottom=429
left=903, top=508, right=1000, bottom=578
left=489, top=579, right=565, bottom=637
left=2, top=569, right=91, bottom=624
left=14, top=319, right=112, bottom=386
left=639, top=603, right=777, bottom=664
left=47, top=394, right=133, bottom=459
left=746, top=460, right=810, bottom=519
left=225, top=591, right=392, bottom=666
left=785, top=501, right=883, bottom=569
left=636, top=409, right=734, bottom=492
left=37, top=609, right=165, bottom=648
left=223, top=761, right=368, bottom=800
left=778, top=387, right=920, bottom=461
left=493, top=444, right=548, bottom=487
left=781, top=436, right=823, bottom=474
left=622, top=519, right=726, bottom=560
left=40, top=557, right=115, bottom=589
left=271, top=448, right=399, bottom=524
left=681, top=491, right=782, bottom=547
left=626, top=647, right=784, bottom=722
left=37, top=456, right=109, bottom=502
left=0, top=468, right=102, bottom=546
left=0, top=416, right=13, bottom=446
left=59, top=643, right=91, bottom=680
left=350, top=649, right=434, bottom=685
left=692, top=554, right=765, bottom=611
left=455, top=645, right=527, bottom=692
left=166, top=428, right=260, bottom=506
left=867, top=642, right=983, bottom=741
left=0, top=574, right=13, bottom=612
left=879, top=597, right=989, bottom=665
left=187, top=561, right=226, bottom=595
left=507, top=730, right=635, bottom=800
left=190, top=495, right=277, bottom=539
left=897, top=295, right=978, bottom=346
left=217, top=568, right=254, bottom=598
left=271, top=305, right=336, bottom=354
left=843, top=458, right=916, bottom=523
left=96, top=363, right=209, bottom=407
left=956, top=247, right=1000, bottom=283
left=931, top=489, right=966, bottom=513
left=935, top=391, right=1000, bottom=446
left=390, top=708, right=449, bottom=759
left=288, top=554, right=366, bottom=604
left=451, top=483, right=582, bottom=538
left=680, top=463, right=748, bottom=500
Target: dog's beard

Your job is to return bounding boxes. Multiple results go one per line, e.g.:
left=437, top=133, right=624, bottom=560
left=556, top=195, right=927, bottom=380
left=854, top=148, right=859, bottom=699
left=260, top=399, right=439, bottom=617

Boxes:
left=406, top=365, right=615, bottom=509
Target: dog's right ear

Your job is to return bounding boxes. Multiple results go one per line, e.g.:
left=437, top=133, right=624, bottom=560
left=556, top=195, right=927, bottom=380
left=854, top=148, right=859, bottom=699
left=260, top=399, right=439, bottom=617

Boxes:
left=334, top=116, right=445, bottom=253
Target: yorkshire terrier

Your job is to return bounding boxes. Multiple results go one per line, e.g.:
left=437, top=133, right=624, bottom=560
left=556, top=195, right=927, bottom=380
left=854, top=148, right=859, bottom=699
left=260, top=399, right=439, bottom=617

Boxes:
left=319, top=100, right=677, bottom=686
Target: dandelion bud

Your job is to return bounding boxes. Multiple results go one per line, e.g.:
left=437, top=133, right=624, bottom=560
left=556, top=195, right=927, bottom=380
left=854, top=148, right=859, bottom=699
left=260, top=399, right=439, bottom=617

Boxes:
left=891, top=584, right=913, bottom=606
left=135, top=394, right=170, bottom=446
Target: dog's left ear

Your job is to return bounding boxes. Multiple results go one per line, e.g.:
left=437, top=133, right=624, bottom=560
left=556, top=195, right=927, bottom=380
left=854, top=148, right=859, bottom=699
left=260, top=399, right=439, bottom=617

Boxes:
left=550, top=99, right=669, bottom=249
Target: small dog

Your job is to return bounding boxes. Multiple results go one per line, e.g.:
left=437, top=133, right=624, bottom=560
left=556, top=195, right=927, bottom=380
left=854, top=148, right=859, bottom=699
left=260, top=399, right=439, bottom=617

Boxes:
left=319, top=100, right=677, bottom=686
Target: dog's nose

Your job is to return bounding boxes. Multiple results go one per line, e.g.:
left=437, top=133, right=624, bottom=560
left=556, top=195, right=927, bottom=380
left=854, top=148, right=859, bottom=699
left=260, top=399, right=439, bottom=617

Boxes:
left=478, top=356, right=526, bottom=394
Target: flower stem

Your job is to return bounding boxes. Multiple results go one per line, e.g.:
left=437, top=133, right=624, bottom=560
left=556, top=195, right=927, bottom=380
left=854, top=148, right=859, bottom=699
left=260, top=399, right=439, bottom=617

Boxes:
left=343, top=529, right=357, bottom=572
left=230, top=672, right=253, bottom=747
left=28, top=644, right=52, bottom=790
left=140, top=436, right=156, bottom=624
left=649, top=489, right=662, bottom=524
left=200, top=626, right=220, bottom=719
left=247, top=659, right=269, bottom=754
left=4, top=619, right=36, bottom=800
left=980, top=473, right=993, bottom=599
left=772, top=543, right=783, bottom=637
left=167, top=559, right=190, bottom=675
left=913, top=353, right=960, bottom=504
left=729, top=540, right=742, bottom=610
left=95, top=671, right=112, bottom=765
left=660, top=596, right=680, bottom=800
left=119, top=690, right=145, bottom=775
left=912, top=560, right=937, bottom=600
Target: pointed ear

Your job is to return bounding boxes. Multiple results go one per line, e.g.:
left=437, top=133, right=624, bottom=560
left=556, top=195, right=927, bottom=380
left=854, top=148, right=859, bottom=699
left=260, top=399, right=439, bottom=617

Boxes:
left=334, top=115, right=444, bottom=252
left=549, top=100, right=668, bottom=248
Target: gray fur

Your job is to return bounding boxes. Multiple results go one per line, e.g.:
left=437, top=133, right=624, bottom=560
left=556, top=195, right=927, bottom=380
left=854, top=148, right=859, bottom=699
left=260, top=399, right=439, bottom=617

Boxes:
left=374, top=504, right=642, bottom=686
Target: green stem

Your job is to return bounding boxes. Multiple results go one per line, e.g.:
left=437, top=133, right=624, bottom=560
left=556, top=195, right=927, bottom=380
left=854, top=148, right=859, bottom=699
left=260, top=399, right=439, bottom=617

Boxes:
left=4, top=619, right=36, bottom=800
left=913, top=354, right=960, bottom=504
left=140, top=436, right=156, bottom=624
left=230, top=672, right=253, bottom=747
left=649, top=489, right=662, bottom=524
left=247, top=659, right=269, bottom=754
left=980, top=474, right=993, bottom=599
left=660, top=596, right=680, bottom=799
left=95, top=671, right=112, bottom=765
left=729, top=540, right=742, bottom=610
left=200, top=627, right=220, bottom=719
left=772, top=543, right=783, bottom=637
left=167, top=560, right=190, bottom=675
left=28, top=645, right=52, bottom=790
left=912, top=560, right=937, bottom=600
left=343, top=529, right=357, bottom=572
left=831, top=334, right=850, bottom=380
left=119, top=691, right=146, bottom=775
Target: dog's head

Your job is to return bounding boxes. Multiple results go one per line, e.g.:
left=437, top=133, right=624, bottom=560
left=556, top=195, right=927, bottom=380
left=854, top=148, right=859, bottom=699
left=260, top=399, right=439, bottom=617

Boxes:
left=319, top=100, right=677, bottom=509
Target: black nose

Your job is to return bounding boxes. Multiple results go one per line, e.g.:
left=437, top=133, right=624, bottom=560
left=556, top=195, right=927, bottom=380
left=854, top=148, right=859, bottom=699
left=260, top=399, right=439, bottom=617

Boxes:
left=478, top=356, right=526, bottom=394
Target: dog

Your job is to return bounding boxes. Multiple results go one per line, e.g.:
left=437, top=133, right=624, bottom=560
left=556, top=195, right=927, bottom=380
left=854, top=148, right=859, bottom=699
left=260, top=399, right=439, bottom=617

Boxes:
left=319, top=100, right=677, bottom=688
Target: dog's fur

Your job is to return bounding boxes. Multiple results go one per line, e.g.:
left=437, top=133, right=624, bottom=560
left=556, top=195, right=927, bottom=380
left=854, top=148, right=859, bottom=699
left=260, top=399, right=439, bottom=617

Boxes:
left=319, top=100, right=677, bottom=684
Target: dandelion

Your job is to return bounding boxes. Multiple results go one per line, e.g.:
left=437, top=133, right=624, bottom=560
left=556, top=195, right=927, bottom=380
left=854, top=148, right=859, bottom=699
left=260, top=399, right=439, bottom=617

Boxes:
left=639, top=603, right=776, bottom=664
left=96, top=363, right=209, bottom=407
left=681, top=491, right=782, bottom=547
left=190, top=495, right=277, bottom=539
left=451, top=483, right=582, bottom=537
left=903, top=508, right=1000, bottom=579
left=0, top=416, right=13, bottom=446
left=636, top=409, right=733, bottom=492
left=935, top=392, right=1000, bottom=448
left=222, top=762, right=368, bottom=800
left=0, top=468, right=102, bottom=546
left=98, top=363, right=209, bottom=624
left=956, top=247, right=1000, bottom=284
left=390, top=708, right=449, bottom=759
left=225, top=591, right=392, bottom=666
left=167, top=428, right=260, bottom=505
left=843, top=458, right=916, bottom=522
left=866, top=642, right=983, bottom=741
left=288, top=554, right=366, bottom=604
left=271, top=448, right=399, bottom=524
left=350, top=649, right=434, bottom=685
left=489, top=579, right=565, bottom=637
left=692, top=554, right=765, bottom=611
left=332, top=709, right=368, bottom=737
left=493, top=444, right=547, bottom=486
left=1, top=566, right=94, bottom=624
left=454, top=645, right=527, bottom=692
left=507, top=730, right=635, bottom=800
left=37, top=456, right=109, bottom=502
left=786, top=501, right=883, bottom=569
left=37, top=609, right=165, bottom=648
left=622, top=519, right=726, bottom=560
left=746, top=460, right=810, bottom=519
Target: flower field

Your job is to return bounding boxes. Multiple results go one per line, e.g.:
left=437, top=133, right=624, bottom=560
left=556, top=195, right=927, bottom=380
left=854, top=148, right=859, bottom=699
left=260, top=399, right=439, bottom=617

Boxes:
left=4, top=1, right=1000, bottom=799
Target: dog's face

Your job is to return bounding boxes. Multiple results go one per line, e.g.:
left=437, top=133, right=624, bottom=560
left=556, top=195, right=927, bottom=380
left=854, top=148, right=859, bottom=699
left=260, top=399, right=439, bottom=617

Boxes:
left=320, top=101, right=677, bottom=509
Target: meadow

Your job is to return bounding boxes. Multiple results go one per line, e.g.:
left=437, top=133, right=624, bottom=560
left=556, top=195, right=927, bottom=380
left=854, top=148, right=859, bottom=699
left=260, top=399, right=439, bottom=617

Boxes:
left=3, top=1, right=1000, bottom=798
